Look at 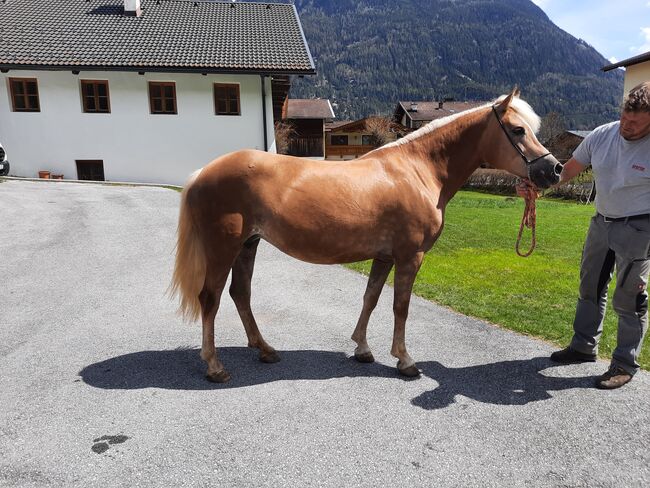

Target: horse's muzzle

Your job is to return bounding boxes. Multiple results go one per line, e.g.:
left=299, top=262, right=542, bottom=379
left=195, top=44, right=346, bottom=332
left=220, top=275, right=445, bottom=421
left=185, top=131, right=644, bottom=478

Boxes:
left=528, top=155, right=562, bottom=189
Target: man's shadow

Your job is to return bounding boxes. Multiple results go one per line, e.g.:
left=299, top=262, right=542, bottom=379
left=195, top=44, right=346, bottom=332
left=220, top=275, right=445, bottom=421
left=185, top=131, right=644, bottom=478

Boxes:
left=412, top=357, right=596, bottom=410
left=79, top=348, right=596, bottom=406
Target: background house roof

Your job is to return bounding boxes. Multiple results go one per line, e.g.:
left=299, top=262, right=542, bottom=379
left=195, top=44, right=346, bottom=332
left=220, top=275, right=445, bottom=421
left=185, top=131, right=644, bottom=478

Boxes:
left=395, top=101, right=486, bottom=122
left=324, top=121, right=352, bottom=131
left=0, top=0, right=315, bottom=74
left=602, top=51, right=650, bottom=72
left=567, top=130, right=591, bottom=138
left=325, top=117, right=410, bottom=135
left=284, top=99, right=334, bottom=119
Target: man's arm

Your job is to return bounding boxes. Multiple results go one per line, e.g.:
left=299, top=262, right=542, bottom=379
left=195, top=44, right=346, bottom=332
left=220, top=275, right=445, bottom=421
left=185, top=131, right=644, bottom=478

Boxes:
left=558, top=158, right=588, bottom=184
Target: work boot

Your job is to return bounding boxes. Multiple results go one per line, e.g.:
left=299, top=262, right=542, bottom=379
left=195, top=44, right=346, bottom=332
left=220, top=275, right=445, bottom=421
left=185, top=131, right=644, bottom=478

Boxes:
left=596, top=365, right=633, bottom=390
left=550, top=346, right=597, bottom=363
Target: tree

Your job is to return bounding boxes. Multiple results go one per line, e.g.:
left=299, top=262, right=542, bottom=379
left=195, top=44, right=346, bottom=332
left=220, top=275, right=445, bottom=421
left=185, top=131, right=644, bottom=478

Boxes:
left=538, top=111, right=566, bottom=144
left=274, top=122, right=294, bottom=155
left=364, top=116, right=393, bottom=148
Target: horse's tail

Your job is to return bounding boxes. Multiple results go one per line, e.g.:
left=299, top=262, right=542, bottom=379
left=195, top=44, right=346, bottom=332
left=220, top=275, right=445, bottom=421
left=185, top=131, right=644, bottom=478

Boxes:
left=168, top=169, right=205, bottom=322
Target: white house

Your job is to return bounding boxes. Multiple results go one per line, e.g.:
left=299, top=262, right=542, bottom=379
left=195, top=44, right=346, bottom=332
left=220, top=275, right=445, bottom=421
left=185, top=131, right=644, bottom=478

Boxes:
left=0, top=0, right=315, bottom=184
left=603, top=51, right=650, bottom=98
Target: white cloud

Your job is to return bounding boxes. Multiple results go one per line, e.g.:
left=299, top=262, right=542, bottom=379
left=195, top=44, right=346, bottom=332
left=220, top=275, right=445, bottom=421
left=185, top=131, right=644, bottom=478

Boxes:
left=609, top=56, right=618, bottom=63
left=636, top=26, right=650, bottom=54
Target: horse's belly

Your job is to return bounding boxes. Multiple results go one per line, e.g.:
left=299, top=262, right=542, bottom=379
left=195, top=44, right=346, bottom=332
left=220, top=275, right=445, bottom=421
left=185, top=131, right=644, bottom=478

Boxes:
left=260, top=224, right=388, bottom=265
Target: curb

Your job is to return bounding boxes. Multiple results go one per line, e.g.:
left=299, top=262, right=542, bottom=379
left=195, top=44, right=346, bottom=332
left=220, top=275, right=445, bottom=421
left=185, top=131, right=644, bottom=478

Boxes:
left=0, top=175, right=183, bottom=191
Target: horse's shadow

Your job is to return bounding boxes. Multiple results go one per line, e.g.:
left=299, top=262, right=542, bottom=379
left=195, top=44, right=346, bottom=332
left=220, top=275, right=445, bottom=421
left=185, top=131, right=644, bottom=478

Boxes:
left=79, top=347, right=397, bottom=391
left=79, top=348, right=596, bottom=407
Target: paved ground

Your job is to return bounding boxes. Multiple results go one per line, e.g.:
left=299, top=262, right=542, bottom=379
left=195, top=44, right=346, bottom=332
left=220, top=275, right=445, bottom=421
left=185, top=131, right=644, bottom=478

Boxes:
left=1, top=179, right=649, bottom=488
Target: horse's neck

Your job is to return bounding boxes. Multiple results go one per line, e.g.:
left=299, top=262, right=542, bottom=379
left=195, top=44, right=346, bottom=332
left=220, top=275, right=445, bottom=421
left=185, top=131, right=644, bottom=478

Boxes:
left=405, top=110, right=489, bottom=205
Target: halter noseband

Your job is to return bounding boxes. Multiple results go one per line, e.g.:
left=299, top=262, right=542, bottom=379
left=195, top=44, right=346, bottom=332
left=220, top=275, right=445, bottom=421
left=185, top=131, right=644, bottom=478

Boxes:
left=492, top=105, right=551, bottom=166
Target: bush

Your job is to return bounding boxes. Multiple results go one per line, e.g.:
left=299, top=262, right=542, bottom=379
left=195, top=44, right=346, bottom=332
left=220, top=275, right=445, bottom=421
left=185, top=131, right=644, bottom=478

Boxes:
left=463, top=168, right=595, bottom=202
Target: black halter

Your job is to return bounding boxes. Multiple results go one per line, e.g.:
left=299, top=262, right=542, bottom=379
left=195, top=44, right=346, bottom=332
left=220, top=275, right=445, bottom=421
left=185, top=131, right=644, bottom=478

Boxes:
left=492, top=105, right=551, bottom=166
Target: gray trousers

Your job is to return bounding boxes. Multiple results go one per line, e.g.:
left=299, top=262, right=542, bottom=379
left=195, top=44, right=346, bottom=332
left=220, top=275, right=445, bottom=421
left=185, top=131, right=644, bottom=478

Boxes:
left=570, top=213, right=650, bottom=374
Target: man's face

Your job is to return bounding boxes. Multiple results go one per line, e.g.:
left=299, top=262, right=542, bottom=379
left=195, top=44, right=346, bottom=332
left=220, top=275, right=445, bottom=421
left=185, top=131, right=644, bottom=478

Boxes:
left=619, top=110, right=650, bottom=140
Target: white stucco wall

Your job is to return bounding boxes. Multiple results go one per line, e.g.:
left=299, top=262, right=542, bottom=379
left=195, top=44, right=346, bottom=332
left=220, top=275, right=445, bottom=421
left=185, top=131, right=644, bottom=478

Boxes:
left=623, top=62, right=650, bottom=97
left=0, top=70, right=276, bottom=185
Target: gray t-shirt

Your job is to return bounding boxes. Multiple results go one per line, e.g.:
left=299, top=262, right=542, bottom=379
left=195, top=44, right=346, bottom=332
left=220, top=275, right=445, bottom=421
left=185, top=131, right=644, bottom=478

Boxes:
left=573, top=121, right=650, bottom=218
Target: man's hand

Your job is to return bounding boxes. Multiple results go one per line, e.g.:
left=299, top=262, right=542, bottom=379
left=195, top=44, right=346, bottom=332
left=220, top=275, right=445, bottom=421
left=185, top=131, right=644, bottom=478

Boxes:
left=558, top=158, right=587, bottom=185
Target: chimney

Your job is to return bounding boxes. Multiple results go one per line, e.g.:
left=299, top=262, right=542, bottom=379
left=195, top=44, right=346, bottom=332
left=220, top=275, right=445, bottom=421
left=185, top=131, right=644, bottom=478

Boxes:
left=409, top=102, right=418, bottom=112
left=124, top=0, right=142, bottom=17
left=438, top=101, right=444, bottom=110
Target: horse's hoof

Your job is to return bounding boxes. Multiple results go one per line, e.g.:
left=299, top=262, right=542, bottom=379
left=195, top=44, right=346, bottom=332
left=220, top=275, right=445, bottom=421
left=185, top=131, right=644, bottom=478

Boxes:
left=354, top=351, right=375, bottom=363
left=397, top=362, right=421, bottom=378
left=206, top=370, right=231, bottom=383
left=260, top=350, right=281, bottom=363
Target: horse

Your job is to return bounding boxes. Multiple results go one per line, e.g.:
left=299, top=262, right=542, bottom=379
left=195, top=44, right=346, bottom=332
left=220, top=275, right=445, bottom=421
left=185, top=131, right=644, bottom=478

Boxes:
left=169, top=89, right=562, bottom=383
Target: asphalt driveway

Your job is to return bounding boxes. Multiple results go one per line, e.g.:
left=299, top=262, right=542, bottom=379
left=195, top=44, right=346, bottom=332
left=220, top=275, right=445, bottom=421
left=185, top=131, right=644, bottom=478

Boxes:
left=1, top=179, right=649, bottom=487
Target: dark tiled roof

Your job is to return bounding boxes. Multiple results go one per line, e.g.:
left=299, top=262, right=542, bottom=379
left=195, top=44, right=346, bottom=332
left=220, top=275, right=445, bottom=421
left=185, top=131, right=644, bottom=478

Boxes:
left=396, top=101, right=487, bottom=122
left=0, top=0, right=315, bottom=74
left=285, top=99, right=334, bottom=119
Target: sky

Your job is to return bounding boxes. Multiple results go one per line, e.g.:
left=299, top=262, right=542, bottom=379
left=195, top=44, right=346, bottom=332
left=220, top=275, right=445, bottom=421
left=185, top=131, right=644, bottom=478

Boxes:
left=531, top=0, right=650, bottom=64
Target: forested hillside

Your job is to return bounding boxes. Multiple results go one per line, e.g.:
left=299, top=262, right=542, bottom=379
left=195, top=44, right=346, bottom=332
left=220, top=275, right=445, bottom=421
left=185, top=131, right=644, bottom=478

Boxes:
left=289, top=0, right=624, bottom=128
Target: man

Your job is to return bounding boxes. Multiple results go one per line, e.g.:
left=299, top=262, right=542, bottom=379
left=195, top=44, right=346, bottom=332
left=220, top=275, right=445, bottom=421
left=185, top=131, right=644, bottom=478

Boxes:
left=524, top=81, right=650, bottom=389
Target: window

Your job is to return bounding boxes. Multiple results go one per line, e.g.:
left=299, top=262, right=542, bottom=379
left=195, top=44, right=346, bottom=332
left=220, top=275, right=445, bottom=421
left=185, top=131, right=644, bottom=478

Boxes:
left=76, top=160, right=105, bottom=181
left=331, top=135, right=348, bottom=146
left=148, top=82, right=177, bottom=114
left=81, top=80, right=110, bottom=113
left=214, top=83, right=240, bottom=115
left=362, top=135, right=373, bottom=146
left=9, top=78, right=40, bottom=112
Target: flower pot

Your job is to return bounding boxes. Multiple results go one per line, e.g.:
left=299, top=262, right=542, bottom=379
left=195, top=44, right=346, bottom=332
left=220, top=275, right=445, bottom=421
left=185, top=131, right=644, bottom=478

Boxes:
left=38, top=171, right=51, bottom=179
left=52, top=174, right=64, bottom=180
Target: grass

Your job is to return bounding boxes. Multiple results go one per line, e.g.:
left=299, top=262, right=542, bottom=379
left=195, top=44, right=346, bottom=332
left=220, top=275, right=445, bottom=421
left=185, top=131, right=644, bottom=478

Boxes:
left=346, top=191, right=649, bottom=370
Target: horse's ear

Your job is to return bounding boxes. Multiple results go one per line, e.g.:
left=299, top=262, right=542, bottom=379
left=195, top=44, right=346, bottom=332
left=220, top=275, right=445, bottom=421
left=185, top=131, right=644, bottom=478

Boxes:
left=513, top=86, right=521, bottom=98
left=496, top=92, right=515, bottom=114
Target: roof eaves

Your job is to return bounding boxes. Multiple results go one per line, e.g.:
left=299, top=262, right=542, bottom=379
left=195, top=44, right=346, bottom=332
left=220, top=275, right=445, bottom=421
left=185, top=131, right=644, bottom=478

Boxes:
left=325, top=99, right=335, bottom=119
left=397, top=102, right=415, bottom=121
left=0, top=63, right=315, bottom=76
left=292, top=3, right=317, bottom=74
left=602, top=51, right=650, bottom=71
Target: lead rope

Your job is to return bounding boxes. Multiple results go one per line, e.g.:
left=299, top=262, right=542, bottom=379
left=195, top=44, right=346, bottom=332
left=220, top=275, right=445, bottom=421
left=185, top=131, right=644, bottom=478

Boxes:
left=516, top=185, right=537, bottom=257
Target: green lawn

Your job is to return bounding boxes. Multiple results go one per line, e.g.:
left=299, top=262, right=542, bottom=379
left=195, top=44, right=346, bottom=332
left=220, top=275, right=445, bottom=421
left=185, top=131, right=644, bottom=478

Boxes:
left=346, top=191, right=649, bottom=370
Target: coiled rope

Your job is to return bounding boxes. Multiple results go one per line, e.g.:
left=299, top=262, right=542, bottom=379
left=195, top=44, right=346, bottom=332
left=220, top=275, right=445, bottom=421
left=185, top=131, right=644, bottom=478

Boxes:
left=516, top=183, right=537, bottom=257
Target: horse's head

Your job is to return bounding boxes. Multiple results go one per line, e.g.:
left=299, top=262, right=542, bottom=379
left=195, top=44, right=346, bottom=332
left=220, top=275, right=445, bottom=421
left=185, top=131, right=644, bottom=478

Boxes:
left=487, top=89, right=562, bottom=189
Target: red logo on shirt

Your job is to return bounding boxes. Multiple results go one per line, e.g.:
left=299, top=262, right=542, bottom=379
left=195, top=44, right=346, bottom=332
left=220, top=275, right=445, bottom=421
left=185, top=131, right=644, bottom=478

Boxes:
left=632, top=164, right=646, bottom=171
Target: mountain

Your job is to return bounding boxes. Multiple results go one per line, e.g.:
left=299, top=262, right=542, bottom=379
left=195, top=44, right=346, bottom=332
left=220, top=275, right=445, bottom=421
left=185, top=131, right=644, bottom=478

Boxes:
left=288, top=0, right=624, bottom=129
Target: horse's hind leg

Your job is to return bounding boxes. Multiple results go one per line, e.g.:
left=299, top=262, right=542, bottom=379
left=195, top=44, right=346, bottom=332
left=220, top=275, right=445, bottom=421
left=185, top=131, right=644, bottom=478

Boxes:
left=229, top=238, right=280, bottom=364
left=200, top=252, right=238, bottom=383
left=351, top=258, right=393, bottom=363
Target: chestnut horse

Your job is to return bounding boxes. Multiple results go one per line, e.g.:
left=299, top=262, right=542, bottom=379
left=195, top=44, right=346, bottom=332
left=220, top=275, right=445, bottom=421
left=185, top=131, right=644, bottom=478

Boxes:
left=170, top=89, right=562, bottom=382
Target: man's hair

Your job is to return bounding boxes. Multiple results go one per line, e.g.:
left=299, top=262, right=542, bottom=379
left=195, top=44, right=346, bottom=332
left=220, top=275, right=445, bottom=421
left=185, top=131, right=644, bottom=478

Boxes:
left=623, top=81, right=650, bottom=113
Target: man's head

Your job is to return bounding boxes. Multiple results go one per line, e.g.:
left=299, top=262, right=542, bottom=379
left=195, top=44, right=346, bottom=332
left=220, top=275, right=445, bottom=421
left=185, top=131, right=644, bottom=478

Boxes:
left=620, top=81, right=650, bottom=141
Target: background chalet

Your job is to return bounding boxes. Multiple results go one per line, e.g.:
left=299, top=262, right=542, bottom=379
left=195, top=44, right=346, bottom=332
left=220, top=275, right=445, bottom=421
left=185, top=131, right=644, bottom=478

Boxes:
left=0, top=0, right=315, bottom=184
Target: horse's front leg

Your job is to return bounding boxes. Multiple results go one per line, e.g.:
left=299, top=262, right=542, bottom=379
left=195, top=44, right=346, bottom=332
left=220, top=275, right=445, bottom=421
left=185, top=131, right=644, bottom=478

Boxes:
left=351, top=258, right=394, bottom=363
left=391, top=252, right=424, bottom=377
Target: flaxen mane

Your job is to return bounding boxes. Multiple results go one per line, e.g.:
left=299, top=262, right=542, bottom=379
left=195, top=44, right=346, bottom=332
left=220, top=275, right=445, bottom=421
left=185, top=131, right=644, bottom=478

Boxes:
left=381, top=96, right=541, bottom=150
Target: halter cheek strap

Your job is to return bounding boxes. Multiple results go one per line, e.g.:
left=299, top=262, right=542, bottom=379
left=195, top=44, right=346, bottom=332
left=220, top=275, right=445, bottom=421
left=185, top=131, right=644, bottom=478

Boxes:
left=492, top=106, right=551, bottom=167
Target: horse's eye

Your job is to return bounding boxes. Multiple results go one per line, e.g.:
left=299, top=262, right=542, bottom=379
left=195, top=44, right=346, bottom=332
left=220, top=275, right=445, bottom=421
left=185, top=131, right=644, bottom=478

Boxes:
left=512, top=127, right=526, bottom=136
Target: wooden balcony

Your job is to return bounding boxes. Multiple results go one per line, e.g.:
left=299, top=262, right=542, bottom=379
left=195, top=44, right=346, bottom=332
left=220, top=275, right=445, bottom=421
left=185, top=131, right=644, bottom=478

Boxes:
left=325, top=144, right=375, bottom=158
left=287, top=137, right=324, bottom=158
